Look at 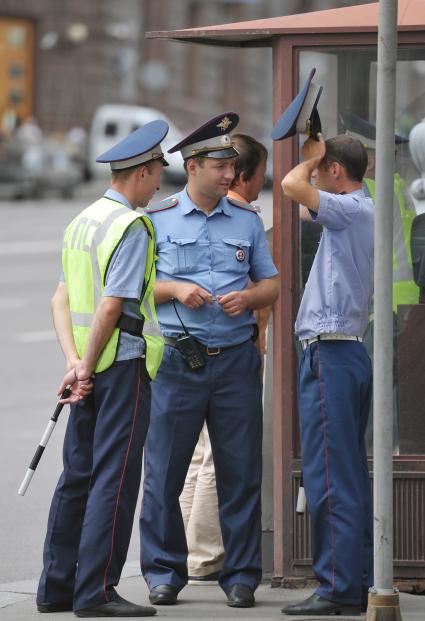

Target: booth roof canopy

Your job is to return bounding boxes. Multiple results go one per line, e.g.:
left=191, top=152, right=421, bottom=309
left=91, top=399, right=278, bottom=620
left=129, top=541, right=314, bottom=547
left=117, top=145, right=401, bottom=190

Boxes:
left=147, top=0, right=425, bottom=47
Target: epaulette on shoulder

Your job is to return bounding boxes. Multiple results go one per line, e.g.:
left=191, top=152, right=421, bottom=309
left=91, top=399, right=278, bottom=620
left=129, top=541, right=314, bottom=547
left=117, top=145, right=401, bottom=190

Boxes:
left=144, top=196, right=179, bottom=213
left=227, top=197, right=261, bottom=214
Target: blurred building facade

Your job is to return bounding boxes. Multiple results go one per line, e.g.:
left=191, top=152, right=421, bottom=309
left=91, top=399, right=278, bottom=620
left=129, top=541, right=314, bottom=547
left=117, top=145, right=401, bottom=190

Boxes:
left=0, top=0, right=367, bottom=137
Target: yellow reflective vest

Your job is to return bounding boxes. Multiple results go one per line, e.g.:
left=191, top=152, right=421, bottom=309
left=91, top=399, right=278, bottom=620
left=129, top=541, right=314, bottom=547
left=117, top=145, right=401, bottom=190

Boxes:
left=62, top=197, right=164, bottom=379
left=364, top=175, right=419, bottom=310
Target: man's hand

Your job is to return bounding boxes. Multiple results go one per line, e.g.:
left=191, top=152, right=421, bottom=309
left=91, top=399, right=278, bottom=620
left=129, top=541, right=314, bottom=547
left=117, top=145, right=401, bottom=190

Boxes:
left=302, top=133, right=326, bottom=163
left=217, top=290, right=248, bottom=317
left=57, top=366, right=94, bottom=404
left=281, top=135, right=325, bottom=210
left=174, top=283, right=213, bottom=309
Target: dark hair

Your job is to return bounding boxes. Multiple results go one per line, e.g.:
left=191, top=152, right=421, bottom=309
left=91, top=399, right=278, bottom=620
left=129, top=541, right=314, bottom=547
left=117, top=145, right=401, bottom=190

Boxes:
left=230, top=134, right=268, bottom=187
left=323, top=135, right=368, bottom=182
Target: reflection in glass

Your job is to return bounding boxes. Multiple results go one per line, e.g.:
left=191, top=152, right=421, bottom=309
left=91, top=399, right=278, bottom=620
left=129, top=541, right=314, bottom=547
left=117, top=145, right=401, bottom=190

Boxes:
left=298, top=49, right=425, bottom=457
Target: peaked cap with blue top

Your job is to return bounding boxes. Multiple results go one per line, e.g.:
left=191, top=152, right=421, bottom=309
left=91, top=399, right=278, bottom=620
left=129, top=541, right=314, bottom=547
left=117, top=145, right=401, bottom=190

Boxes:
left=96, top=119, right=169, bottom=170
left=342, top=110, right=409, bottom=149
left=272, top=68, right=323, bottom=141
left=168, top=112, right=239, bottom=160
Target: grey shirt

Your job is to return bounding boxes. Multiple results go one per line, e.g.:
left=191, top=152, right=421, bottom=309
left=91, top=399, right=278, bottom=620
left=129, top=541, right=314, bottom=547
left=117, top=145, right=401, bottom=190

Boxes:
left=295, top=188, right=374, bottom=340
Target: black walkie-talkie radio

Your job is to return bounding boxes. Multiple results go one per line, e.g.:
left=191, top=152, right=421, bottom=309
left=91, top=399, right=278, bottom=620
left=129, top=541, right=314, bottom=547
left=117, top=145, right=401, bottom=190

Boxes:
left=175, top=332, right=205, bottom=370
left=172, top=299, right=206, bottom=370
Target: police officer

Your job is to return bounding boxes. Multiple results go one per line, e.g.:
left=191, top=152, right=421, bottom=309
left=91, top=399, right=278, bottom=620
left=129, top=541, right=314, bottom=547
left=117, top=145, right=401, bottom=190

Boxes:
left=140, top=113, right=279, bottom=608
left=273, top=75, right=374, bottom=616
left=344, top=112, right=416, bottom=453
left=36, top=122, right=167, bottom=617
left=344, top=111, right=418, bottom=308
left=179, top=133, right=270, bottom=586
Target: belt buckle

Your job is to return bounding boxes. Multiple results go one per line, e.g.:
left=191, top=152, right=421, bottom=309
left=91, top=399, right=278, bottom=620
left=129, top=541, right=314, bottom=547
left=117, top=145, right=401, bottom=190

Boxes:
left=206, top=346, right=220, bottom=356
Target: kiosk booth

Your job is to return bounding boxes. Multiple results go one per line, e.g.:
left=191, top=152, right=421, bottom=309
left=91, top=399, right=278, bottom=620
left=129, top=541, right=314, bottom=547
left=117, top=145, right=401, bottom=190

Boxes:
left=148, top=0, right=425, bottom=585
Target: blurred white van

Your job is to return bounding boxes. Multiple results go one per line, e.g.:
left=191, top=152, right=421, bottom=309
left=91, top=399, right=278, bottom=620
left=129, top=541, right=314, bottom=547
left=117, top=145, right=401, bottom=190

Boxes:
left=89, top=104, right=185, bottom=183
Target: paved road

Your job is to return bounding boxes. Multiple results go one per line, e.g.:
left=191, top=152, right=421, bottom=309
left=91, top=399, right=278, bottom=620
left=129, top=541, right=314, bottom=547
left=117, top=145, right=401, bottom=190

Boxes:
left=0, top=181, right=273, bottom=585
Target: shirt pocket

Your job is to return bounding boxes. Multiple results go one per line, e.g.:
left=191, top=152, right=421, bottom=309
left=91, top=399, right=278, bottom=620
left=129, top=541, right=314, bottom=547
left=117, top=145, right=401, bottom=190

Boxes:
left=156, top=238, right=202, bottom=274
left=221, top=238, right=251, bottom=272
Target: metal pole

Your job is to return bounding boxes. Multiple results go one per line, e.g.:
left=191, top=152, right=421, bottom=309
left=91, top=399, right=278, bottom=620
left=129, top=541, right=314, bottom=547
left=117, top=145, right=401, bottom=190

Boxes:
left=369, top=0, right=402, bottom=618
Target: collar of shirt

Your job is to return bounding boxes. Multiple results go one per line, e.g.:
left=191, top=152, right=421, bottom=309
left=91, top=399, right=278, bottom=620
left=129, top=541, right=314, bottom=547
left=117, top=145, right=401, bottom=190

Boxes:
left=104, top=188, right=134, bottom=211
left=227, top=189, right=248, bottom=204
left=348, top=187, right=365, bottom=197
left=180, top=185, right=232, bottom=217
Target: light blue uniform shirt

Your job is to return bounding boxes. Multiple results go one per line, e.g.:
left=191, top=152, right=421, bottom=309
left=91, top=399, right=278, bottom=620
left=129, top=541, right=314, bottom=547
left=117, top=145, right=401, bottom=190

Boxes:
left=148, top=187, right=278, bottom=347
left=61, top=189, right=148, bottom=360
left=295, top=188, right=374, bottom=340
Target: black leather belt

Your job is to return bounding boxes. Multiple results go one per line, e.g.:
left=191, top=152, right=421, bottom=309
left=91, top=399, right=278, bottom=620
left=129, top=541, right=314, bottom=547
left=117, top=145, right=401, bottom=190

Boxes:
left=164, top=336, right=250, bottom=357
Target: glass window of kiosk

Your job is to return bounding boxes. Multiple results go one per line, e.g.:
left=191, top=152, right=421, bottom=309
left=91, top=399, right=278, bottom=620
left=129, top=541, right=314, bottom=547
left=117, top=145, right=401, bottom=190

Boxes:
left=298, top=47, right=425, bottom=457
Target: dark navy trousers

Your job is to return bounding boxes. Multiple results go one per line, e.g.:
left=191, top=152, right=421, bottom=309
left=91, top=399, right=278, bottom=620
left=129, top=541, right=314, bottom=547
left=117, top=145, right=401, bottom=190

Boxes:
left=140, top=340, right=263, bottom=594
left=299, top=340, right=373, bottom=605
left=37, top=358, right=150, bottom=612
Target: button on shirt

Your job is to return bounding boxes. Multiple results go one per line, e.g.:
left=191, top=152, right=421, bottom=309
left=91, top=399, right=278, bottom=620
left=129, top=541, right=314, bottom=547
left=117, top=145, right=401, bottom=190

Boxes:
left=295, top=188, right=374, bottom=340
left=149, top=187, right=278, bottom=347
left=60, top=189, right=148, bottom=360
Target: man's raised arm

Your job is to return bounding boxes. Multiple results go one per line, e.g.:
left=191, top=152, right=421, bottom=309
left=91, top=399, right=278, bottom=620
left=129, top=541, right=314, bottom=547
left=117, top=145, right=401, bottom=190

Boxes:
left=281, top=133, right=326, bottom=212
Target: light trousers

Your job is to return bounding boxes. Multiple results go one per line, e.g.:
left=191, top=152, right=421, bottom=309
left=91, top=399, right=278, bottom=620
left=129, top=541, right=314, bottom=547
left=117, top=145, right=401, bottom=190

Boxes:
left=179, top=422, right=224, bottom=576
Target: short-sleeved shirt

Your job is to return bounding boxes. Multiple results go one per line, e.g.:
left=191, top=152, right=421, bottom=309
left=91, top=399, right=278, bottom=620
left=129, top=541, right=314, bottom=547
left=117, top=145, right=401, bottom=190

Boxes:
left=295, top=188, right=374, bottom=340
left=148, top=186, right=278, bottom=347
left=61, top=189, right=148, bottom=360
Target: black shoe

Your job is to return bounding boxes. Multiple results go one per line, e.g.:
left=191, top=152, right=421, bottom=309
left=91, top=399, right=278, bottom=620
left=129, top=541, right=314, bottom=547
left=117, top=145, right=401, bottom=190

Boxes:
left=37, top=601, right=73, bottom=613
left=226, top=583, right=255, bottom=608
left=281, top=593, right=361, bottom=616
left=188, top=571, right=220, bottom=585
left=148, top=584, right=178, bottom=606
left=74, top=596, right=156, bottom=617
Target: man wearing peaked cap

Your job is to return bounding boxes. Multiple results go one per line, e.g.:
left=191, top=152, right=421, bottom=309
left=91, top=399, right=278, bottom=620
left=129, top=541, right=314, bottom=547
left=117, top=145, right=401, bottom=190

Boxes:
left=342, top=111, right=418, bottom=456
left=279, top=130, right=374, bottom=616
left=168, top=112, right=240, bottom=159
left=342, top=113, right=417, bottom=300
left=36, top=120, right=168, bottom=617
left=140, top=114, right=279, bottom=608
left=271, top=67, right=323, bottom=142
left=342, top=111, right=418, bottom=313
left=342, top=110, right=409, bottom=149
left=96, top=119, right=170, bottom=169
left=178, top=133, right=271, bottom=588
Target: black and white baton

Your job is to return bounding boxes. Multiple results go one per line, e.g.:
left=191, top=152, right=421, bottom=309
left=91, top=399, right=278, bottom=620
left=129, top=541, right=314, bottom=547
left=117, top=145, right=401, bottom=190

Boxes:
left=18, top=386, right=72, bottom=496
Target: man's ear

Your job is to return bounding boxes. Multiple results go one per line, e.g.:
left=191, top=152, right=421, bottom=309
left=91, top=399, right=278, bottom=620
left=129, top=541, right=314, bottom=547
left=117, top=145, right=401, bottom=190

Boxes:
left=186, top=158, right=197, bottom=176
left=331, top=161, right=342, bottom=178
left=366, top=153, right=375, bottom=174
